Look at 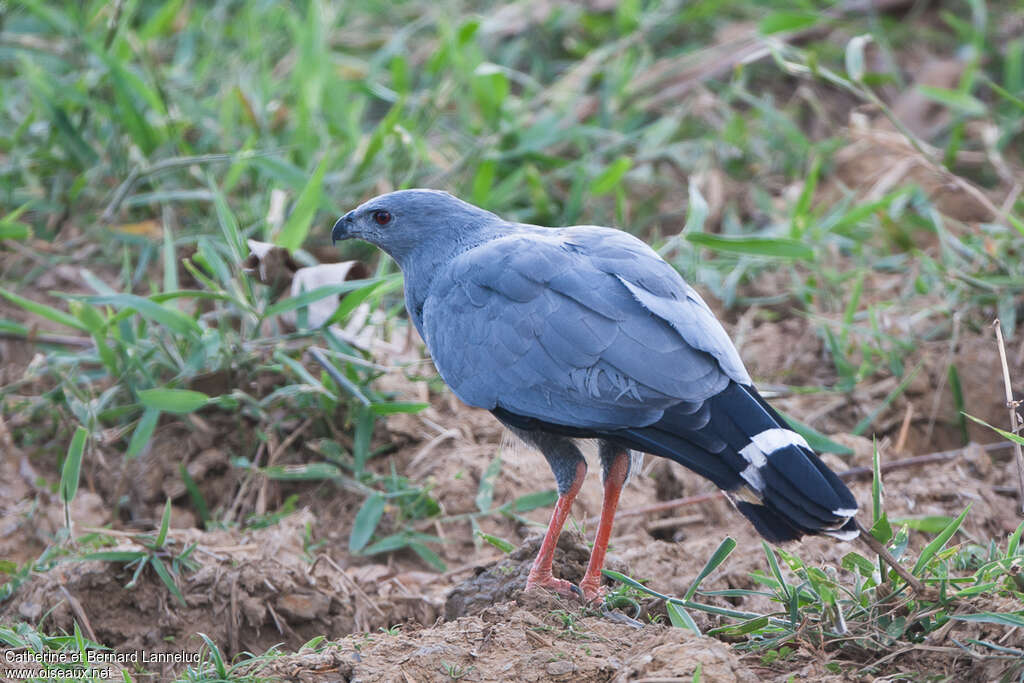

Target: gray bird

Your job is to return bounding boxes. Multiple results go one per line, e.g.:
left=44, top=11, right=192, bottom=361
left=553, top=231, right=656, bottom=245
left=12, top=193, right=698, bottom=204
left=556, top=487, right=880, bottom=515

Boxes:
left=332, top=189, right=858, bottom=602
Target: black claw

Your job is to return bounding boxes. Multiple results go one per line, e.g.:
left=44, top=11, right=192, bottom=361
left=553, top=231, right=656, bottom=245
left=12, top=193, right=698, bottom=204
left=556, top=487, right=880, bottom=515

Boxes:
left=569, top=583, right=584, bottom=599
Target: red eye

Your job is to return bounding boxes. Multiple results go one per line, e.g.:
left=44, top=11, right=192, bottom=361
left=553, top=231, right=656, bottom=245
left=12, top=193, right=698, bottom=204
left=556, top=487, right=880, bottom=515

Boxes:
left=372, top=210, right=392, bottom=226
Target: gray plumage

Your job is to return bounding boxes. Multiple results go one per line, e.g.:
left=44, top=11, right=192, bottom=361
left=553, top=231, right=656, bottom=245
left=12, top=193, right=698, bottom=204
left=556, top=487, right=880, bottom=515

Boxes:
left=333, top=189, right=859, bottom=543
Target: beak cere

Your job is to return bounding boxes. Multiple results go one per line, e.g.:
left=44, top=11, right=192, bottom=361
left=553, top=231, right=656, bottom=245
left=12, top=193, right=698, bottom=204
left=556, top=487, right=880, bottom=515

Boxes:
left=331, top=213, right=353, bottom=245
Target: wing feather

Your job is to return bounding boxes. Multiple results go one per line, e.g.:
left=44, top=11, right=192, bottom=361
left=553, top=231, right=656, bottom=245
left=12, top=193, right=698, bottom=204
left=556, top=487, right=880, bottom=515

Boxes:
left=422, top=226, right=748, bottom=430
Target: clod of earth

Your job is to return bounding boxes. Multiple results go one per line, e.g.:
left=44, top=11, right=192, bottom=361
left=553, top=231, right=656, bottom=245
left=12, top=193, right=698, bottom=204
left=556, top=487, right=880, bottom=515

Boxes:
left=332, top=189, right=861, bottom=602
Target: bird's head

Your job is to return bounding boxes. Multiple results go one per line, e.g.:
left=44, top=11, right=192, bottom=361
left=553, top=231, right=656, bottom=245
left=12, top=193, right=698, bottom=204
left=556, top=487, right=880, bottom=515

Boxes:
left=332, top=189, right=498, bottom=268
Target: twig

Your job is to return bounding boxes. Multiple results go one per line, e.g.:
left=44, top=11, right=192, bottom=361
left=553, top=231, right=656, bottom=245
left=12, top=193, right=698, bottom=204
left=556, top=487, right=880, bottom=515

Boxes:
left=0, top=330, right=93, bottom=347
left=58, top=585, right=99, bottom=644
left=854, top=519, right=926, bottom=593
left=894, top=403, right=914, bottom=453
left=993, top=319, right=1024, bottom=516
left=588, top=491, right=723, bottom=525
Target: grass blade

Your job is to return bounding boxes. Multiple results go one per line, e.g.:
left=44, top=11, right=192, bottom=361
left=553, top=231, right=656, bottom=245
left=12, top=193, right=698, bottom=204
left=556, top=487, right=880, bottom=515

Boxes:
left=277, top=156, right=329, bottom=251
left=138, top=388, right=210, bottom=414
left=685, top=233, right=814, bottom=260
left=60, top=426, right=88, bottom=507
left=126, top=408, right=160, bottom=458
left=475, top=455, right=502, bottom=513
left=912, top=504, right=970, bottom=576
left=666, top=602, right=701, bottom=636
left=350, top=493, right=386, bottom=553
left=683, top=537, right=736, bottom=601
left=154, top=498, right=172, bottom=549
left=0, top=288, right=89, bottom=332
left=150, top=555, right=186, bottom=606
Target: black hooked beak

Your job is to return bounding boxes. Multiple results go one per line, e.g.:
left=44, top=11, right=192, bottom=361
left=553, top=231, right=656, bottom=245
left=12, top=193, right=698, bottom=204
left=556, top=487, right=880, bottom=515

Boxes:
left=331, top=211, right=355, bottom=245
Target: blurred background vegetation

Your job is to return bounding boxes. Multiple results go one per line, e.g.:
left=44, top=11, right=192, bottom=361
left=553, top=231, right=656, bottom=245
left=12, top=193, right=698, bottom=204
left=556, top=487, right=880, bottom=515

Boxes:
left=3, top=0, right=1022, bottom=455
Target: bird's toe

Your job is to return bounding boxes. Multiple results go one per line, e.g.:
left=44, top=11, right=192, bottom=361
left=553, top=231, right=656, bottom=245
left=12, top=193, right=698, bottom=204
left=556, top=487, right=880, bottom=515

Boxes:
left=525, top=575, right=580, bottom=599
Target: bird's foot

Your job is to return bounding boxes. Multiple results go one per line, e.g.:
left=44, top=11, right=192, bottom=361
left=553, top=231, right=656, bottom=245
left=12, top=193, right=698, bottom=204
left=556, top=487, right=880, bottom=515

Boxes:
left=526, top=573, right=583, bottom=599
left=578, top=579, right=607, bottom=604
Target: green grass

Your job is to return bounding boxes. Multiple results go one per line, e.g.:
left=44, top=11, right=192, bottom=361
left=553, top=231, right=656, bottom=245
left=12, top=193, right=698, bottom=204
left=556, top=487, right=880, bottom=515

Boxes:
left=1, top=0, right=1023, bottom=680
left=605, top=450, right=1024, bottom=679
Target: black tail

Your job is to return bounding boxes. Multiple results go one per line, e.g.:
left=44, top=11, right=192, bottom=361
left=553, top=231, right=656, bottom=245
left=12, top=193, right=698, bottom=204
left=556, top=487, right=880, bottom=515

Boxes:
left=613, top=382, right=859, bottom=543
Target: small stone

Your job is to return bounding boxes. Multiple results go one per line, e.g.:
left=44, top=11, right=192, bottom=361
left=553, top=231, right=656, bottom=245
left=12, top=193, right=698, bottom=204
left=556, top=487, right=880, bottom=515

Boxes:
left=545, top=659, right=575, bottom=676
left=276, top=592, right=331, bottom=620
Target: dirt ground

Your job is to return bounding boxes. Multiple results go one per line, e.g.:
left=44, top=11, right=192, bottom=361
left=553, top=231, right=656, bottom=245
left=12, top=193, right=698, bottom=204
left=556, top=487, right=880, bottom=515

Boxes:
left=3, top=287, right=1024, bottom=681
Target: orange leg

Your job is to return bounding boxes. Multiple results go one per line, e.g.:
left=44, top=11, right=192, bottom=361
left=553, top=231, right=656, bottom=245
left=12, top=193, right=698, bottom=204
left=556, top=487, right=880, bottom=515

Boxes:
left=579, top=450, right=629, bottom=602
left=526, top=460, right=587, bottom=597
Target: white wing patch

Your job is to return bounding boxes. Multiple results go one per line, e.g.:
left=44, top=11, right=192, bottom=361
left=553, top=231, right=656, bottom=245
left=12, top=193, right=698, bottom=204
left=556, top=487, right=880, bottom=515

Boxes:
left=739, top=428, right=810, bottom=466
left=824, top=526, right=860, bottom=541
left=736, top=428, right=811, bottom=494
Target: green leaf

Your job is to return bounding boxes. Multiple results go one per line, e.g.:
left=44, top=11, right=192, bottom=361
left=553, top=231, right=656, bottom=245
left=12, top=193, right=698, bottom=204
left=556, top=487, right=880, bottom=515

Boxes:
left=60, top=426, right=88, bottom=505
left=163, top=219, right=178, bottom=294
left=684, top=183, right=709, bottom=235
left=475, top=531, right=515, bottom=553
left=353, top=404, right=375, bottom=473
left=278, top=157, right=329, bottom=251
left=138, top=388, right=209, bottom=414
left=917, top=85, right=987, bottom=116
left=954, top=612, right=1024, bottom=628
left=86, top=293, right=200, bottom=337
left=326, top=274, right=402, bottom=326
left=261, top=463, right=342, bottom=480
left=683, top=537, right=736, bottom=601
left=195, top=633, right=227, bottom=678
left=591, top=156, right=631, bottom=196
left=150, top=555, right=187, bottom=606
left=1008, top=520, right=1024, bottom=556
left=871, top=437, right=883, bottom=523
left=264, top=282, right=371, bottom=318
left=0, top=288, right=89, bottom=332
left=759, top=12, right=819, bottom=34
left=154, top=499, right=172, bottom=549
left=369, top=402, right=429, bottom=415
left=350, top=493, right=386, bottom=553
left=471, top=63, right=509, bottom=126
left=870, top=513, right=893, bottom=545
left=410, top=542, right=447, bottom=572
left=827, top=187, right=912, bottom=234
left=963, top=413, right=1024, bottom=446
left=913, top=504, right=970, bottom=576
left=0, top=219, right=31, bottom=241
left=476, top=455, right=502, bottom=513
left=103, top=55, right=159, bottom=154
left=791, top=155, right=821, bottom=236
left=138, top=0, right=185, bottom=40
left=361, top=533, right=412, bottom=556
left=685, top=233, right=814, bottom=260
left=891, top=516, right=955, bottom=534
left=707, top=614, right=770, bottom=636
left=845, top=34, right=872, bottom=82
left=179, top=464, right=210, bottom=528
left=509, top=490, right=558, bottom=513
left=666, top=601, right=701, bottom=635
left=842, top=552, right=877, bottom=579
left=126, top=408, right=160, bottom=458
left=207, top=175, right=246, bottom=264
